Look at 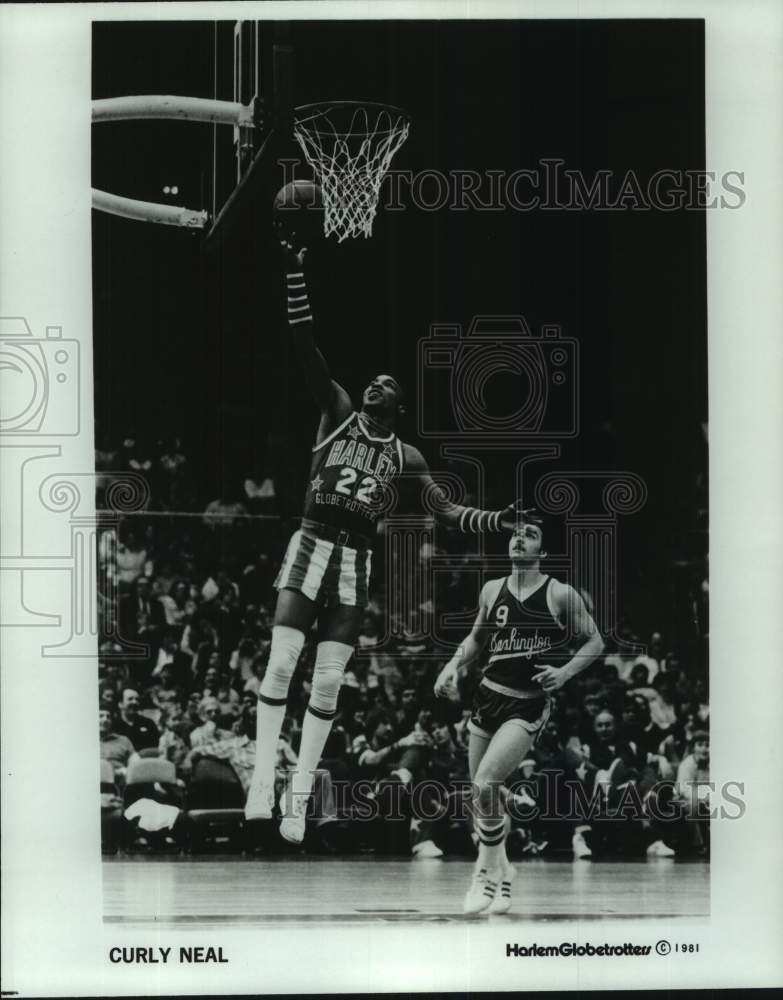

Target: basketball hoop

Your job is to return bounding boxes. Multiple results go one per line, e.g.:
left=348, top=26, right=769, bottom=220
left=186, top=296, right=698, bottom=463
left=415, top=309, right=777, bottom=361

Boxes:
left=293, top=101, right=410, bottom=242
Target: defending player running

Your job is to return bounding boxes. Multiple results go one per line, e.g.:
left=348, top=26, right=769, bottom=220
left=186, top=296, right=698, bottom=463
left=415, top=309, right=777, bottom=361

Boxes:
left=434, top=514, right=604, bottom=914
left=245, top=234, right=519, bottom=844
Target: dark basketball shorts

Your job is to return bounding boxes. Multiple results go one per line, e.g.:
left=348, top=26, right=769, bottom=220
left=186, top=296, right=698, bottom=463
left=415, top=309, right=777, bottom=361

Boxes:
left=468, top=682, right=551, bottom=742
left=274, top=527, right=372, bottom=609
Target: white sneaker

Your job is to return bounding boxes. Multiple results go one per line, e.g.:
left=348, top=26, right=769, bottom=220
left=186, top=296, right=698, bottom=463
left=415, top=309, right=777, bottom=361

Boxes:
left=412, top=839, right=444, bottom=859
left=572, top=831, right=592, bottom=858
left=646, top=839, right=675, bottom=858
left=279, top=790, right=309, bottom=844
left=487, top=864, right=515, bottom=914
left=244, top=780, right=275, bottom=821
left=463, top=866, right=500, bottom=915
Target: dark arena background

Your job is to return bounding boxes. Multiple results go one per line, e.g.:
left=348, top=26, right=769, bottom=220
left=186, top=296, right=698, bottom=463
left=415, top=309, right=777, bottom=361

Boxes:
left=93, top=18, right=709, bottom=925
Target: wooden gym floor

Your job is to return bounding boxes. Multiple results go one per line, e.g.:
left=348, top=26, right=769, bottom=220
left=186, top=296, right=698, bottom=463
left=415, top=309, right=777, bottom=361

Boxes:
left=103, top=855, right=709, bottom=929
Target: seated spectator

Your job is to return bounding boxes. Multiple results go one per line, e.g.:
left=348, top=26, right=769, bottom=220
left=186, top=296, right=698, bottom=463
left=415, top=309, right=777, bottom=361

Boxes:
left=239, top=689, right=257, bottom=719
left=603, top=639, right=638, bottom=684
left=183, top=710, right=342, bottom=848
left=424, top=718, right=465, bottom=782
left=677, top=730, right=710, bottom=809
left=200, top=663, right=222, bottom=698
left=229, top=638, right=259, bottom=688
left=579, top=690, right=607, bottom=742
left=181, top=618, right=220, bottom=679
left=692, top=678, right=709, bottom=724
left=628, top=662, right=656, bottom=698
left=158, top=705, right=189, bottom=770
left=575, top=709, right=674, bottom=858
left=620, top=695, right=671, bottom=762
left=394, top=687, right=420, bottom=733
left=189, top=696, right=234, bottom=748
left=120, top=576, right=166, bottom=660
left=114, top=688, right=160, bottom=751
left=99, top=708, right=135, bottom=784
left=147, top=664, right=183, bottom=712
left=99, top=685, right=118, bottom=715
left=241, top=651, right=269, bottom=698
left=648, top=673, right=679, bottom=730
left=670, top=730, right=711, bottom=856
left=115, top=528, right=150, bottom=591
left=168, top=580, right=195, bottom=623
left=631, top=631, right=662, bottom=685
left=154, top=577, right=180, bottom=626
left=182, top=690, right=204, bottom=735
left=215, top=674, right=241, bottom=722
left=352, top=709, right=437, bottom=855
left=583, top=709, right=639, bottom=775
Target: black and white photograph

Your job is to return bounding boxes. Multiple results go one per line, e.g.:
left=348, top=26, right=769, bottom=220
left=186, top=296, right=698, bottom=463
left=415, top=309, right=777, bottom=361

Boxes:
left=1, top=2, right=782, bottom=996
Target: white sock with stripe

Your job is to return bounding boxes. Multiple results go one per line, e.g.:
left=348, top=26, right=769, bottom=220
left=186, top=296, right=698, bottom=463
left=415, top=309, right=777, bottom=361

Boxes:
left=475, top=815, right=506, bottom=871
left=291, top=640, right=354, bottom=801
left=252, top=625, right=305, bottom=789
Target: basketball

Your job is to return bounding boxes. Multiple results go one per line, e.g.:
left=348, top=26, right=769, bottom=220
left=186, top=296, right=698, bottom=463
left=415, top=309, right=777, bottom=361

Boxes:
left=272, top=180, right=324, bottom=242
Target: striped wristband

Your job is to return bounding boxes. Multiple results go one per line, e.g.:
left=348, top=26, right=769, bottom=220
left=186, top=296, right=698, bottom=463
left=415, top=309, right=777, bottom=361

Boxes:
left=458, top=507, right=503, bottom=533
left=286, top=271, right=312, bottom=325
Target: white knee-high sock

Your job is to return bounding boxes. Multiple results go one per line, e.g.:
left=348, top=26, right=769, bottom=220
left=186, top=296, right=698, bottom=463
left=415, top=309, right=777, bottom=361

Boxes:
left=475, top=814, right=507, bottom=870
left=252, top=625, right=305, bottom=788
left=477, top=813, right=511, bottom=869
left=291, top=640, right=353, bottom=800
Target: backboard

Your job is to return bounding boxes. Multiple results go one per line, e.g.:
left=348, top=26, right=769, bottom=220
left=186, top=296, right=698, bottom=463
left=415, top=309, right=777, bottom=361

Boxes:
left=207, top=20, right=294, bottom=248
left=90, top=20, right=293, bottom=246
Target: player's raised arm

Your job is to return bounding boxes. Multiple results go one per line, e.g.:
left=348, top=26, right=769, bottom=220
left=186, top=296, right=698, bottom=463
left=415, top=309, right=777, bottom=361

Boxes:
left=403, top=444, right=516, bottom=534
left=532, top=582, right=605, bottom=693
left=281, top=235, right=352, bottom=424
left=434, top=581, right=498, bottom=698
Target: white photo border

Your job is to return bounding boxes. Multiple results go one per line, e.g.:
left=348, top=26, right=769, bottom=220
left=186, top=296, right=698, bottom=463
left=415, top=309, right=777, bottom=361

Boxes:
left=1, top=0, right=781, bottom=994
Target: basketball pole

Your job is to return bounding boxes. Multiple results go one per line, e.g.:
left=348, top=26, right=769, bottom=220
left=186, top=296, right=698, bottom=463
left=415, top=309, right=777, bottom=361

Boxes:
left=91, top=94, right=252, bottom=230
left=91, top=189, right=208, bottom=229
left=92, top=95, right=254, bottom=127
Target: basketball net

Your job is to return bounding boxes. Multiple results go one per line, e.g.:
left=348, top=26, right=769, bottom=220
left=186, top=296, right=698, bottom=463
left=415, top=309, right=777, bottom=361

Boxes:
left=293, top=104, right=410, bottom=242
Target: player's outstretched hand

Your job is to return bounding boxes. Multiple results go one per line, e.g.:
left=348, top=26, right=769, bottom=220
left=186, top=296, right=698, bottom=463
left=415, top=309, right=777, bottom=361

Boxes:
left=499, top=504, right=517, bottom=532
left=434, top=662, right=459, bottom=700
left=500, top=501, right=540, bottom=532
left=276, top=223, right=308, bottom=270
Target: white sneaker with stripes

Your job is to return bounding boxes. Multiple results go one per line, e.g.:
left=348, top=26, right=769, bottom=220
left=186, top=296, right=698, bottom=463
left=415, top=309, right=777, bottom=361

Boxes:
left=487, top=864, right=515, bottom=914
left=463, top=866, right=500, bottom=915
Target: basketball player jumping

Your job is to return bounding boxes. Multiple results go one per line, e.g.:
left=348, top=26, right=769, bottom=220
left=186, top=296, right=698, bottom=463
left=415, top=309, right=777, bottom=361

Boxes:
left=434, top=514, right=604, bottom=914
left=245, top=234, right=520, bottom=844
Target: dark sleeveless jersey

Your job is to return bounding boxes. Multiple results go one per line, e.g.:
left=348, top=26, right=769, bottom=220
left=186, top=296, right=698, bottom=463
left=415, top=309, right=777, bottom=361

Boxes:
left=482, top=576, right=569, bottom=695
left=303, top=411, right=405, bottom=540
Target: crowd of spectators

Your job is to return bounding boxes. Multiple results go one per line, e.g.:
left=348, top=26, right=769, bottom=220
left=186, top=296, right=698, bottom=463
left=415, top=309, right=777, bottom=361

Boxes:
left=97, top=436, right=710, bottom=860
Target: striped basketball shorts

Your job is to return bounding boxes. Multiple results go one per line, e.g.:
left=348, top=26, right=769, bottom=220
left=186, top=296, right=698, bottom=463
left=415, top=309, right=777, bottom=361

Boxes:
left=274, top=527, right=373, bottom=609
